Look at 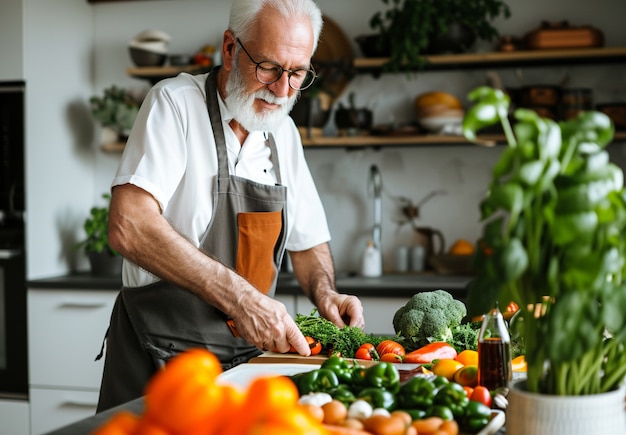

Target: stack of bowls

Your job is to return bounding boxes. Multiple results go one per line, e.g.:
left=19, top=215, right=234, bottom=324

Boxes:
left=414, top=91, right=464, bottom=133
left=128, top=29, right=171, bottom=67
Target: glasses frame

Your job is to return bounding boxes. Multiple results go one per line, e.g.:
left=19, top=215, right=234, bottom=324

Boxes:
left=236, top=38, right=317, bottom=91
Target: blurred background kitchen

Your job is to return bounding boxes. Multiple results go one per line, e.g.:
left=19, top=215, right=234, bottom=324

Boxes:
left=1, top=0, right=626, bottom=432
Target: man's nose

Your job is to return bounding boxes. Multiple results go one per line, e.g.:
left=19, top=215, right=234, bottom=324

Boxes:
left=269, top=72, right=292, bottom=98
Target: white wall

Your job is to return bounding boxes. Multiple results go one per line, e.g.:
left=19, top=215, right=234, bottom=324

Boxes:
left=8, top=0, right=625, bottom=277
left=20, top=0, right=96, bottom=279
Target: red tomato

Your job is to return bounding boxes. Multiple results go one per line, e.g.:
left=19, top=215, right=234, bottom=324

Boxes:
left=470, top=386, right=492, bottom=407
left=355, top=343, right=378, bottom=360
left=376, top=340, right=406, bottom=357
left=463, top=386, right=474, bottom=398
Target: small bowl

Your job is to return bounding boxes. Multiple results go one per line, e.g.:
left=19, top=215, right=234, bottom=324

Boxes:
left=169, top=54, right=192, bottom=66
left=128, top=40, right=168, bottom=54
left=129, top=46, right=167, bottom=67
left=418, top=116, right=463, bottom=133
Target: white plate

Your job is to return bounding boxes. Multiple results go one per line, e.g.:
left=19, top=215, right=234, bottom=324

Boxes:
left=216, top=363, right=320, bottom=387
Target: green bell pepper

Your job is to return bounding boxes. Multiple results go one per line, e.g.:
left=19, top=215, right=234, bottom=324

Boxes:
left=426, top=404, right=454, bottom=421
left=399, top=408, right=426, bottom=421
left=328, top=384, right=356, bottom=406
left=356, top=387, right=397, bottom=411
left=461, top=400, right=492, bottom=433
left=432, top=375, right=450, bottom=388
left=433, top=382, right=469, bottom=419
left=321, top=354, right=354, bottom=384
left=361, top=362, right=400, bottom=393
left=396, top=376, right=436, bottom=409
left=292, top=368, right=339, bottom=395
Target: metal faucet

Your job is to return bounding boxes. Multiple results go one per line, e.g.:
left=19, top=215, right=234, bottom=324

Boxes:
left=369, top=164, right=383, bottom=252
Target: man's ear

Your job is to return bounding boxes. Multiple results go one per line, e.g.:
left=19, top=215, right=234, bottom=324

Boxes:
left=222, top=30, right=237, bottom=71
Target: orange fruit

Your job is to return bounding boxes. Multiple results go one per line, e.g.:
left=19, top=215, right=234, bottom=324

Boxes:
left=449, top=239, right=475, bottom=255
left=431, top=359, right=465, bottom=381
left=453, top=365, right=479, bottom=387
left=455, top=349, right=479, bottom=366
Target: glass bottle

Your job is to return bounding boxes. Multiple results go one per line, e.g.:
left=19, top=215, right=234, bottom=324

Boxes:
left=477, top=302, right=512, bottom=390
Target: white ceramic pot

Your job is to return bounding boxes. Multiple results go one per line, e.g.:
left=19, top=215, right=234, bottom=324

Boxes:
left=506, top=380, right=626, bottom=435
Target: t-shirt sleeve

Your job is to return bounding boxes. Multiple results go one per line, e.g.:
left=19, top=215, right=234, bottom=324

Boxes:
left=111, top=82, right=188, bottom=212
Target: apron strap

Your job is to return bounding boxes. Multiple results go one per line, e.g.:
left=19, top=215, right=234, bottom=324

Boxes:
left=205, top=67, right=230, bottom=177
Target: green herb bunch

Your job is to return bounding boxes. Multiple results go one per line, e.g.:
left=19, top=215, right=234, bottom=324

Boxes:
left=463, top=87, right=626, bottom=396
left=295, top=309, right=392, bottom=357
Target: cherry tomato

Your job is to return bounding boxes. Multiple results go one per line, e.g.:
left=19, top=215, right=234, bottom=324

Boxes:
left=463, top=386, right=475, bottom=398
left=288, top=336, right=321, bottom=355
left=376, top=340, right=406, bottom=358
left=355, top=343, right=378, bottom=360
left=470, top=385, right=492, bottom=407
left=506, top=301, right=519, bottom=313
left=307, top=337, right=322, bottom=355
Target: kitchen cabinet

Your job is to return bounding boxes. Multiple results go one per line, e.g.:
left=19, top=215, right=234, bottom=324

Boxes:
left=28, top=288, right=118, bottom=435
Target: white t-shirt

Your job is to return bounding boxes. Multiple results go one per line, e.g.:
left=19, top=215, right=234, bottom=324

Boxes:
left=111, top=72, right=330, bottom=287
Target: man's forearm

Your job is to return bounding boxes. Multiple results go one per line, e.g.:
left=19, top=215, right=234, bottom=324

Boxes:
left=288, top=243, right=337, bottom=305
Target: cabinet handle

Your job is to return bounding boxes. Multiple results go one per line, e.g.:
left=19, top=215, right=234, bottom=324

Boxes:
left=59, top=301, right=108, bottom=309
left=61, top=398, right=98, bottom=409
left=0, top=248, right=22, bottom=259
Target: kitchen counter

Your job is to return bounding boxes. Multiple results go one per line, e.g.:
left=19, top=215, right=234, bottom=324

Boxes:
left=28, top=272, right=472, bottom=299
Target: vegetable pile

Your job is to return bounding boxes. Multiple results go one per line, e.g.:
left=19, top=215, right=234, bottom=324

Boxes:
left=292, top=354, right=495, bottom=434
left=92, top=348, right=329, bottom=435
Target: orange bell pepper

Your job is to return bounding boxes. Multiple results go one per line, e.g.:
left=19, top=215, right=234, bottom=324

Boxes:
left=403, top=342, right=458, bottom=364
left=512, top=355, right=527, bottom=372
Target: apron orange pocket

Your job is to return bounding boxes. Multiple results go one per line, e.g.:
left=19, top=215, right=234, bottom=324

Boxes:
left=236, top=211, right=282, bottom=294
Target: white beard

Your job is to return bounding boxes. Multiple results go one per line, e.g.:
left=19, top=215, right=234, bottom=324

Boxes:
left=224, top=62, right=299, bottom=132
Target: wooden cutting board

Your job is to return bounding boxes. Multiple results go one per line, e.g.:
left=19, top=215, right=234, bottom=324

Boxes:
left=249, top=351, right=379, bottom=367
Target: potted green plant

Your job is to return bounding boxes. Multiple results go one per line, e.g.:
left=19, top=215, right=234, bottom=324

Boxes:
left=90, top=85, right=141, bottom=142
left=367, top=0, right=511, bottom=71
left=463, top=87, right=626, bottom=434
left=74, top=193, right=121, bottom=276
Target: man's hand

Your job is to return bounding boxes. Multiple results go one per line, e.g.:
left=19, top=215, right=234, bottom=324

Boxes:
left=230, top=294, right=311, bottom=356
left=316, top=292, right=365, bottom=329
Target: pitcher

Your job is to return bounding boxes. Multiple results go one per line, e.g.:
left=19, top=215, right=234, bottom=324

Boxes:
left=414, top=227, right=445, bottom=269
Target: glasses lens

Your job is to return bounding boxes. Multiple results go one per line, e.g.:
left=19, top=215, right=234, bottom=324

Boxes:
left=256, top=62, right=316, bottom=90
left=290, top=70, right=316, bottom=90
left=256, top=62, right=282, bottom=84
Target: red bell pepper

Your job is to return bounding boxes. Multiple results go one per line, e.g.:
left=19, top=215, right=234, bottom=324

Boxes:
left=403, top=342, right=458, bottom=364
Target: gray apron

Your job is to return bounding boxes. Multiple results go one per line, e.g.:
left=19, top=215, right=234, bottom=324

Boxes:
left=97, top=68, right=288, bottom=412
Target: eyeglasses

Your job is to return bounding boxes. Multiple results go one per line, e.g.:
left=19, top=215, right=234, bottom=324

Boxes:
left=236, top=38, right=317, bottom=91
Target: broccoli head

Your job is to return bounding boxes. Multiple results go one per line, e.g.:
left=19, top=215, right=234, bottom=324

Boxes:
left=393, top=289, right=468, bottom=349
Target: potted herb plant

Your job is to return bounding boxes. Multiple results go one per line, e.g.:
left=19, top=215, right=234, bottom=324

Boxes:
left=463, top=87, right=626, bottom=434
left=90, top=85, right=141, bottom=143
left=367, top=0, right=511, bottom=71
left=74, top=193, right=121, bottom=277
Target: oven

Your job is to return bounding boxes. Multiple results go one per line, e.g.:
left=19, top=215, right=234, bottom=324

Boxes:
left=0, top=81, right=27, bottom=399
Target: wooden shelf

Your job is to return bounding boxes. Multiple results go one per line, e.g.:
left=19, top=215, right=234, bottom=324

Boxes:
left=301, top=131, right=626, bottom=148
left=355, top=46, right=626, bottom=72
left=127, top=65, right=212, bottom=83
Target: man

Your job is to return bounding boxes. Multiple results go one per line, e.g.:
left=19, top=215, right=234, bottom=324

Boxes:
left=96, top=0, right=364, bottom=413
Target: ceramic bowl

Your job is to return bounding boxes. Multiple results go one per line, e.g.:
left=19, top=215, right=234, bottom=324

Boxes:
left=129, top=46, right=167, bottom=67
left=418, top=115, right=463, bottom=133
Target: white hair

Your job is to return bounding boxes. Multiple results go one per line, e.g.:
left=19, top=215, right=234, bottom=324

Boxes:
left=228, top=0, right=323, bottom=55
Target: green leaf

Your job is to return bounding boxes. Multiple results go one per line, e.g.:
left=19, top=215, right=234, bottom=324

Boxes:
left=496, top=237, right=528, bottom=283
left=552, top=211, right=598, bottom=246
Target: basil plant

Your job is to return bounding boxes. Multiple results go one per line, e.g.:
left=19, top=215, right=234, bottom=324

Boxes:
left=464, top=87, right=626, bottom=396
